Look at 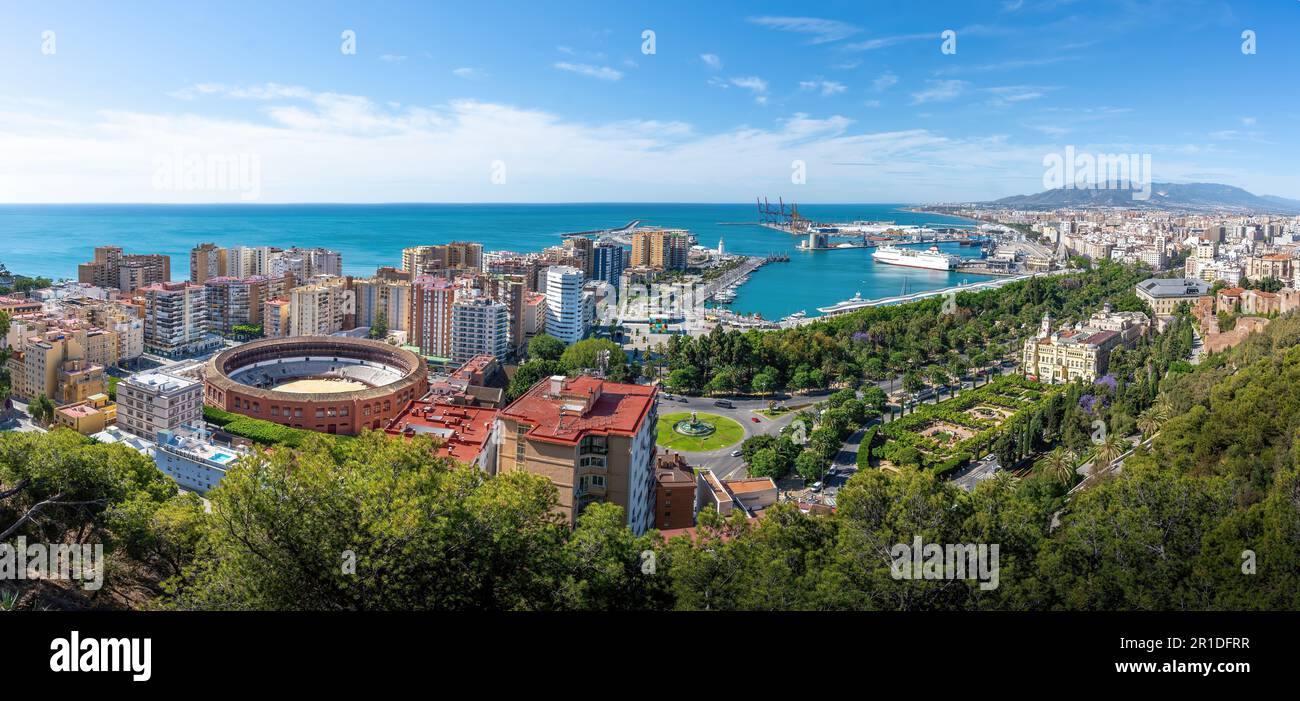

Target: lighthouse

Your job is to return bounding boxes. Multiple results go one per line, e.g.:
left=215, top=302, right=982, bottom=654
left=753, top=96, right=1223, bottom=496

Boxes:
left=717, top=235, right=725, bottom=257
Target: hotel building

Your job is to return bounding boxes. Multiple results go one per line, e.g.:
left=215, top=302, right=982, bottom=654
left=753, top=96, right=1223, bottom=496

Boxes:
left=153, top=428, right=248, bottom=494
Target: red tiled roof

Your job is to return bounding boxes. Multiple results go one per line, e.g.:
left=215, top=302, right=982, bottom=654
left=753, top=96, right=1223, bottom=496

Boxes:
left=384, top=400, right=498, bottom=464
left=500, top=375, right=656, bottom=445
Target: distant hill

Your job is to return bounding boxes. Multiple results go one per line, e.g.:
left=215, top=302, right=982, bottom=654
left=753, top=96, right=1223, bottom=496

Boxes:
left=986, top=182, right=1300, bottom=214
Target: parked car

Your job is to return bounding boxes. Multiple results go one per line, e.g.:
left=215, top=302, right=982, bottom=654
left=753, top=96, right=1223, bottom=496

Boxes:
left=730, top=450, right=742, bottom=457
left=810, top=481, right=824, bottom=493
left=750, top=416, right=760, bottom=423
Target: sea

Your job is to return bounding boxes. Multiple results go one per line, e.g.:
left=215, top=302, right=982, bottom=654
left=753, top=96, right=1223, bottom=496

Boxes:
left=0, top=203, right=991, bottom=320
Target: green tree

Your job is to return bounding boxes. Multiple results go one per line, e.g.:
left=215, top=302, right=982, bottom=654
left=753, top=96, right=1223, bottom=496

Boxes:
left=746, top=448, right=788, bottom=479
left=506, top=359, right=565, bottom=401
left=794, top=450, right=824, bottom=482
left=167, top=432, right=572, bottom=610
left=368, top=311, right=388, bottom=340
left=1037, top=446, right=1077, bottom=486
left=560, top=338, right=626, bottom=375
left=527, top=334, right=566, bottom=362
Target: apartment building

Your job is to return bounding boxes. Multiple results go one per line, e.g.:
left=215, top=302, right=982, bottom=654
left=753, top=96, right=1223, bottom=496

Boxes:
left=451, top=296, right=510, bottom=364
left=140, top=281, right=217, bottom=357
left=384, top=400, right=500, bottom=473
left=77, top=246, right=171, bottom=292
left=523, top=292, right=547, bottom=343
left=496, top=375, right=658, bottom=534
left=288, top=277, right=351, bottom=336
left=6, top=332, right=102, bottom=402
left=116, top=371, right=204, bottom=439
left=56, top=358, right=106, bottom=405
left=544, top=265, right=587, bottom=345
left=353, top=277, right=411, bottom=333
left=189, top=243, right=227, bottom=284
left=411, top=275, right=457, bottom=358
left=54, top=394, right=115, bottom=435
left=204, top=276, right=269, bottom=335
left=591, top=242, right=627, bottom=290
left=630, top=229, right=689, bottom=271
left=263, top=298, right=291, bottom=338
left=488, top=274, right=527, bottom=356
left=276, top=247, right=343, bottom=280
left=402, top=242, right=483, bottom=280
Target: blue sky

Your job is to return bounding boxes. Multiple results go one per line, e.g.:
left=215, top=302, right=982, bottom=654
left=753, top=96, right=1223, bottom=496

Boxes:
left=1, top=0, right=1297, bottom=203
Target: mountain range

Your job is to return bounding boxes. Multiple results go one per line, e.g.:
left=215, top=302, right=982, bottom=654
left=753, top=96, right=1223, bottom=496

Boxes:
left=984, top=182, right=1300, bottom=214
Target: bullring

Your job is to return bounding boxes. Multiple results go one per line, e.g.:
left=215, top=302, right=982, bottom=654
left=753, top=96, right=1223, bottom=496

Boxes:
left=204, top=336, right=428, bottom=435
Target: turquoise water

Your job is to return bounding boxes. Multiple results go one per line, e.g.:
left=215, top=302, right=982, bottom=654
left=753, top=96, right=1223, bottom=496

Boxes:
left=0, top=203, right=989, bottom=319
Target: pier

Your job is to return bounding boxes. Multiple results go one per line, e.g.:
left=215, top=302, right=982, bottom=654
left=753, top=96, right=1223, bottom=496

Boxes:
left=779, top=268, right=1079, bottom=326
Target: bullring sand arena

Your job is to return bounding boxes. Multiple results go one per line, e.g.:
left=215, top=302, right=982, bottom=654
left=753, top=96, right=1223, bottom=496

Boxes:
left=204, top=336, right=429, bottom=435
left=273, top=378, right=370, bottom=393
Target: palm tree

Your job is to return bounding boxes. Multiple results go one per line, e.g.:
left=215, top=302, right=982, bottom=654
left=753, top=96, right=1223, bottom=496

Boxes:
left=1038, top=446, right=1077, bottom=486
left=1151, top=396, right=1173, bottom=423
left=1092, top=433, right=1130, bottom=474
left=1136, top=409, right=1162, bottom=438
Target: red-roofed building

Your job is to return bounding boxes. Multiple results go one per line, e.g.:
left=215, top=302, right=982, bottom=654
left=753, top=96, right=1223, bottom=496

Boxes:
left=496, top=375, right=659, bottom=534
left=385, top=399, right=499, bottom=472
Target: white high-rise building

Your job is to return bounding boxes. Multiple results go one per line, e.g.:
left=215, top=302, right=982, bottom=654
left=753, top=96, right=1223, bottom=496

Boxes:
left=544, top=265, right=587, bottom=345
left=451, top=296, right=510, bottom=364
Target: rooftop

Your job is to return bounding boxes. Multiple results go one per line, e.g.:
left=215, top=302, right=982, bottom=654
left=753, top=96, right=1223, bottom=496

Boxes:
left=1137, top=277, right=1210, bottom=297
left=125, top=371, right=198, bottom=393
left=384, top=400, right=498, bottom=464
left=500, top=375, right=656, bottom=445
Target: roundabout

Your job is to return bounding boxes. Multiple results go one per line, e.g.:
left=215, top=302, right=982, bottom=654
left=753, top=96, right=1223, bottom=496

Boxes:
left=655, top=411, right=745, bottom=452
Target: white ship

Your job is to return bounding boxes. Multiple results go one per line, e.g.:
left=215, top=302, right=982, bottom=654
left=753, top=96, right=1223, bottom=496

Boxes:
left=871, top=244, right=959, bottom=271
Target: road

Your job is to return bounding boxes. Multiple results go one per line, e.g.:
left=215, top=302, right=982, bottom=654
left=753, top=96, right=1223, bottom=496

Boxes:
left=659, top=392, right=816, bottom=479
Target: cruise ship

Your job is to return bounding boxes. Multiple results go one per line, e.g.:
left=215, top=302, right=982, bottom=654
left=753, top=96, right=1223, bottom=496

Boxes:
left=871, top=244, right=959, bottom=271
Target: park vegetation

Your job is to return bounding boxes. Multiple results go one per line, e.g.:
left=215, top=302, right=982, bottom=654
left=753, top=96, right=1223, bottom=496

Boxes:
left=660, top=260, right=1150, bottom=397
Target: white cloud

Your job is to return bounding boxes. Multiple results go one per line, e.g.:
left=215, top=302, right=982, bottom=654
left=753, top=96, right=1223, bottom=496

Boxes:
left=0, top=81, right=1233, bottom=203
left=799, top=80, right=847, bottom=97
left=452, top=67, right=485, bottom=80
left=872, top=72, right=899, bottom=92
left=746, top=16, right=859, bottom=44
left=846, top=32, right=934, bottom=51
left=1241, top=116, right=1256, bottom=126
left=729, top=76, right=769, bottom=104
left=910, top=80, right=967, bottom=104
left=700, top=53, right=723, bottom=70
left=984, top=85, right=1053, bottom=107
left=553, top=62, right=623, bottom=81
left=379, top=54, right=407, bottom=64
